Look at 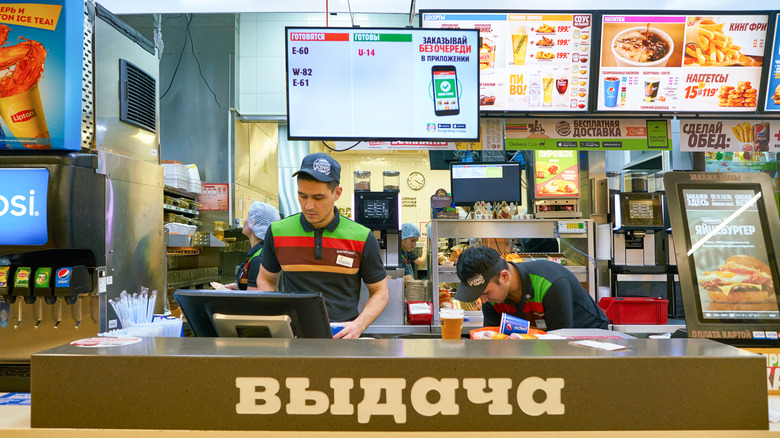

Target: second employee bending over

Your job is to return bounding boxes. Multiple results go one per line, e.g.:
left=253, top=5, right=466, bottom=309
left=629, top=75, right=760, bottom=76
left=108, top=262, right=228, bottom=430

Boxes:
left=257, top=153, right=389, bottom=339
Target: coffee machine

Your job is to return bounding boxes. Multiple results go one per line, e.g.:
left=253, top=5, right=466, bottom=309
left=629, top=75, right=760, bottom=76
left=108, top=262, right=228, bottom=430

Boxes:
left=610, top=172, right=669, bottom=302
left=353, top=191, right=401, bottom=268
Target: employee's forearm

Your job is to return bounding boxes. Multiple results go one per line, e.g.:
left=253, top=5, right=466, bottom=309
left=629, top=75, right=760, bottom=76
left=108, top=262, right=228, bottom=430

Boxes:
left=353, top=289, right=388, bottom=332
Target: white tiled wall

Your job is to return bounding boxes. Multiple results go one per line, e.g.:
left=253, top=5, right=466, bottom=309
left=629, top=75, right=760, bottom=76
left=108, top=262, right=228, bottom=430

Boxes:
left=238, top=12, right=411, bottom=116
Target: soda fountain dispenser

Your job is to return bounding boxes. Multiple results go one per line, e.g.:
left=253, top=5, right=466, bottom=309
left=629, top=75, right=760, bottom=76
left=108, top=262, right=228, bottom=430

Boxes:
left=0, top=2, right=164, bottom=391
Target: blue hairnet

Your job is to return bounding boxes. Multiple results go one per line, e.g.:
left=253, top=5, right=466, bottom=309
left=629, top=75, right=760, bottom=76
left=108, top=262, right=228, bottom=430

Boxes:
left=402, top=223, right=420, bottom=240
left=246, top=202, right=280, bottom=239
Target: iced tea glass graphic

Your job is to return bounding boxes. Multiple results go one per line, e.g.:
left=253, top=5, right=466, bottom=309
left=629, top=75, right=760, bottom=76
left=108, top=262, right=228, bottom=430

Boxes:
left=0, top=25, right=50, bottom=149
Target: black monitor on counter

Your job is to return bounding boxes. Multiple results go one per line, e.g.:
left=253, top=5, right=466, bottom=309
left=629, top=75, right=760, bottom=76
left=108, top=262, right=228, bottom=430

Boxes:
left=664, top=172, right=780, bottom=347
left=450, top=161, right=523, bottom=206
left=174, top=290, right=332, bottom=339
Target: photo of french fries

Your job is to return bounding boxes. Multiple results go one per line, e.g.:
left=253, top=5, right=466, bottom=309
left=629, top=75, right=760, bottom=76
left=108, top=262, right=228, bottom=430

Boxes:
left=732, top=121, right=754, bottom=144
left=535, top=51, right=555, bottom=60
left=684, top=19, right=760, bottom=66
left=717, top=81, right=757, bottom=107
left=536, top=23, right=555, bottom=33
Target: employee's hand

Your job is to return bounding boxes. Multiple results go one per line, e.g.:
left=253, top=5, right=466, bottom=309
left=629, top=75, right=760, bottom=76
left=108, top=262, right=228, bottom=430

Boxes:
left=333, top=320, right=364, bottom=339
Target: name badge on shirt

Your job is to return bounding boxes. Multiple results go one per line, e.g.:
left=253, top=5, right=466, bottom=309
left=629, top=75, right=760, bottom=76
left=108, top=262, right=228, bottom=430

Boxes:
left=336, top=255, right=354, bottom=268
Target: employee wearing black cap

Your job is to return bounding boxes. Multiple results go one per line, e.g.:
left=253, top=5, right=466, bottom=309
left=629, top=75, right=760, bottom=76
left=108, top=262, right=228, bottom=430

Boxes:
left=455, top=246, right=609, bottom=331
left=257, top=152, right=389, bottom=339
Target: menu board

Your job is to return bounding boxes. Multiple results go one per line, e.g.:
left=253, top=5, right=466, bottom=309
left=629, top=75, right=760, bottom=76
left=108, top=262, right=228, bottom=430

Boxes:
left=285, top=27, right=479, bottom=141
left=764, top=13, right=780, bottom=112
left=421, top=11, right=593, bottom=112
left=596, top=13, right=769, bottom=112
left=682, top=187, right=779, bottom=321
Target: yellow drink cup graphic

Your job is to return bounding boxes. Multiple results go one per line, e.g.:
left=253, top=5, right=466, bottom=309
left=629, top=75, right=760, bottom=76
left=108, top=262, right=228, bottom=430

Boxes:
left=511, top=31, right=528, bottom=65
left=542, top=73, right=554, bottom=107
left=0, top=84, right=50, bottom=149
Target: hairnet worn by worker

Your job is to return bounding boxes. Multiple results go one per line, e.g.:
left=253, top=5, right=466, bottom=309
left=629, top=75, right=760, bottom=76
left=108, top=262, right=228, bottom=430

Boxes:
left=216, top=201, right=280, bottom=291
left=401, top=223, right=427, bottom=281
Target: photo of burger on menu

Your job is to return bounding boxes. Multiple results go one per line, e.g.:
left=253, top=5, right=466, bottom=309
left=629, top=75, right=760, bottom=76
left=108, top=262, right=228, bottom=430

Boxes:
left=683, top=187, right=780, bottom=318
left=699, top=255, right=776, bottom=311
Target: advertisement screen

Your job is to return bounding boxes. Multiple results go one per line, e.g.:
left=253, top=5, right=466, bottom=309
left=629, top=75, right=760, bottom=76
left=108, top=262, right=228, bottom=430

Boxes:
left=0, top=168, right=49, bottom=245
left=534, top=149, right=579, bottom=198
left=596, top=13, right=769, bottom=113
left=285, top=27, right=479, bottom=141
left=421, top=11, right=593, bottom=112
left=764, top=13, right=780, bottom=112
left=682, top=187, right=779, bottom=321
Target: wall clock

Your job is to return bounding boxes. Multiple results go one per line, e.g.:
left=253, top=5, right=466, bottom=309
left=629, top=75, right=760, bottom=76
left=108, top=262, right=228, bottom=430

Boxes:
left=407, top=171, right=425, bottom=190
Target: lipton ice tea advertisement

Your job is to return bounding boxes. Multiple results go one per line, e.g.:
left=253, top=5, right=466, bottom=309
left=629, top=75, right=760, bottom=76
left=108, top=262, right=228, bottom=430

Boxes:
left=0, top=1, right=81, bottom=150
left=534, top=149, right=579, bottom=198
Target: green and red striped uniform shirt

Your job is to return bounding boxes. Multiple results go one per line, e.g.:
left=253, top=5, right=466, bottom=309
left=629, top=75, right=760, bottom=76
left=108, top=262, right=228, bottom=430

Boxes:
left=483, top=261, right=609, bottom=331
left=261, top=208, right=386, bottom=322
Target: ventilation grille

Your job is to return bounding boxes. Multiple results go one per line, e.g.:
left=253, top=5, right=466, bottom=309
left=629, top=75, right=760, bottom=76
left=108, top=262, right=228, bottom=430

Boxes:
left=81, top=0, right=94, bottom=149
left=119, top=59, right=156, bottom=133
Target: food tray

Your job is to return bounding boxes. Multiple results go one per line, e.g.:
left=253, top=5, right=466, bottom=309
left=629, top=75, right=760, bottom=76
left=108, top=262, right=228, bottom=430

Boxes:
left=598, top=297, right=668, bottom=325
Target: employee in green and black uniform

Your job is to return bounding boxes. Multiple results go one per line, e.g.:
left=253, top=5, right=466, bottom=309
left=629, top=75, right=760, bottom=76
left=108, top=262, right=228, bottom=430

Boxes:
left=455, top=246, right=609, bottom=331
left=223, top=201, right=280, bottom=291
left=257, top=153, right=389, bottom=339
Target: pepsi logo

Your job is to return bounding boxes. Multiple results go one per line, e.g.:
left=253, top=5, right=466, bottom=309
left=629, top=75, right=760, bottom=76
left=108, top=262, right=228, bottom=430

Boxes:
left=57, top=268, right=70, bottom=280
left=755, top=124, right=768, bottom=135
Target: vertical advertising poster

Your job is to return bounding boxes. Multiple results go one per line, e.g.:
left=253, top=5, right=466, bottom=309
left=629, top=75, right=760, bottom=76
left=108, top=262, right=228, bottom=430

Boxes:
left=764, top=13, right=780, bottom=112
left=683, top=188, right=779, bottom=320
left=597, top=13, right=768, bottom=112
left=422, top=11, right=593, bottom=112
left=533, top=149, right=579, bottom=198
left=0, top=1, right=82, bottom=150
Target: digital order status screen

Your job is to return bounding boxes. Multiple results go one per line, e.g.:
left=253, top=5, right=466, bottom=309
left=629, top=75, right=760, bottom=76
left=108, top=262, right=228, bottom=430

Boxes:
left=285, top=27, right=480, bottom=141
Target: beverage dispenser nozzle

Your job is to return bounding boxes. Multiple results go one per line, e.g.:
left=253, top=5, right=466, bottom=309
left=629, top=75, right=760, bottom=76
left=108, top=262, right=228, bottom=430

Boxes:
left=14, top=300, right=22, bottom=328
left=53, top=296, right=62, bottom=329
left=75, top=296, right=82, bottom=329
left=34, top=298, right=43, bottom=328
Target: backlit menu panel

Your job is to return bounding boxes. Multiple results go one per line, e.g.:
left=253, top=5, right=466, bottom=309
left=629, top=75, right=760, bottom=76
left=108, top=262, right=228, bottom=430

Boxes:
left=422, top=11, right=593, bottom=112
left=596, top=13, right=769, bottom=112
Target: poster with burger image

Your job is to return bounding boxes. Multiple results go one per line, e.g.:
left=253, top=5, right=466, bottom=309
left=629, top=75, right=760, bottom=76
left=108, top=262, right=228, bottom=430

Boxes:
left=533, top=149, right=579, bottom=198
left=684, top=188, right=780, bottom=316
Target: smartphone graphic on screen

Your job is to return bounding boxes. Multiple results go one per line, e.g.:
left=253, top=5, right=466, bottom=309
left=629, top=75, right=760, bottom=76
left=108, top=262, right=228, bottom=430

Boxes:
left=432, top=65, right=460, bottom=116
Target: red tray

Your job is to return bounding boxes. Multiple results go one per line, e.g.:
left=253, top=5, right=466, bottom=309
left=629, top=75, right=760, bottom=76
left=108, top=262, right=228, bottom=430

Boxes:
left=598, top=297, right=668, bottom=325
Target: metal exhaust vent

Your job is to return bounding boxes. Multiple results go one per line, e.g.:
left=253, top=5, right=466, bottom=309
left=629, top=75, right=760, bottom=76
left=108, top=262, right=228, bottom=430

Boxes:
left=119, top=58, right=156, bottom=132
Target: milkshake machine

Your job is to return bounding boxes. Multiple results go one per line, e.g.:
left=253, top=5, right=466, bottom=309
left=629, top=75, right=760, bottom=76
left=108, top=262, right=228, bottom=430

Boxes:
left=352, top=171, right=401, bottom=268
left=0, top=2, right=164, bottom=391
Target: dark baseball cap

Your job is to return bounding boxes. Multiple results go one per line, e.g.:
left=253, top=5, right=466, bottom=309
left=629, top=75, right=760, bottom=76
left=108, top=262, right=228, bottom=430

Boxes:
left=455, top=258, right=506, bottom=303
left=292, top=153, right=341, bottom=183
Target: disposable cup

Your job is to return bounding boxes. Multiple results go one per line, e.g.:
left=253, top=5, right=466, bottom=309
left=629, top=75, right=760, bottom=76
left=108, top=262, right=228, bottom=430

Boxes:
left=440, top=308, right=464, bottom=339
left=499, top=313, right=530, bottom=335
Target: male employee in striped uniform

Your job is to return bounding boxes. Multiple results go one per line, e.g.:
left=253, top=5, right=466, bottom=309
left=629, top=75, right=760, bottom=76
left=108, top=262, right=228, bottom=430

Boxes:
left=257, top=153, right=389, bottom=339
left=455, top=246, right=609, bottom=331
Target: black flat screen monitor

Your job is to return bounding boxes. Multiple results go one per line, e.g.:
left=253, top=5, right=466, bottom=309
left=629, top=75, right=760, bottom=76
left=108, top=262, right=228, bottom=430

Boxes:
left=450, top=162, right=522, bottom=206
left=174, top=290, right=332, bottom=339
left=664, top=172, right=780, bottom=347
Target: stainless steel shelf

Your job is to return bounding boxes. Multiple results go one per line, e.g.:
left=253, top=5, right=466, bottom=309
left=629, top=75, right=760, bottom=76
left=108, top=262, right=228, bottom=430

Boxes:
left=164, top=204, right=199, bottom=216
